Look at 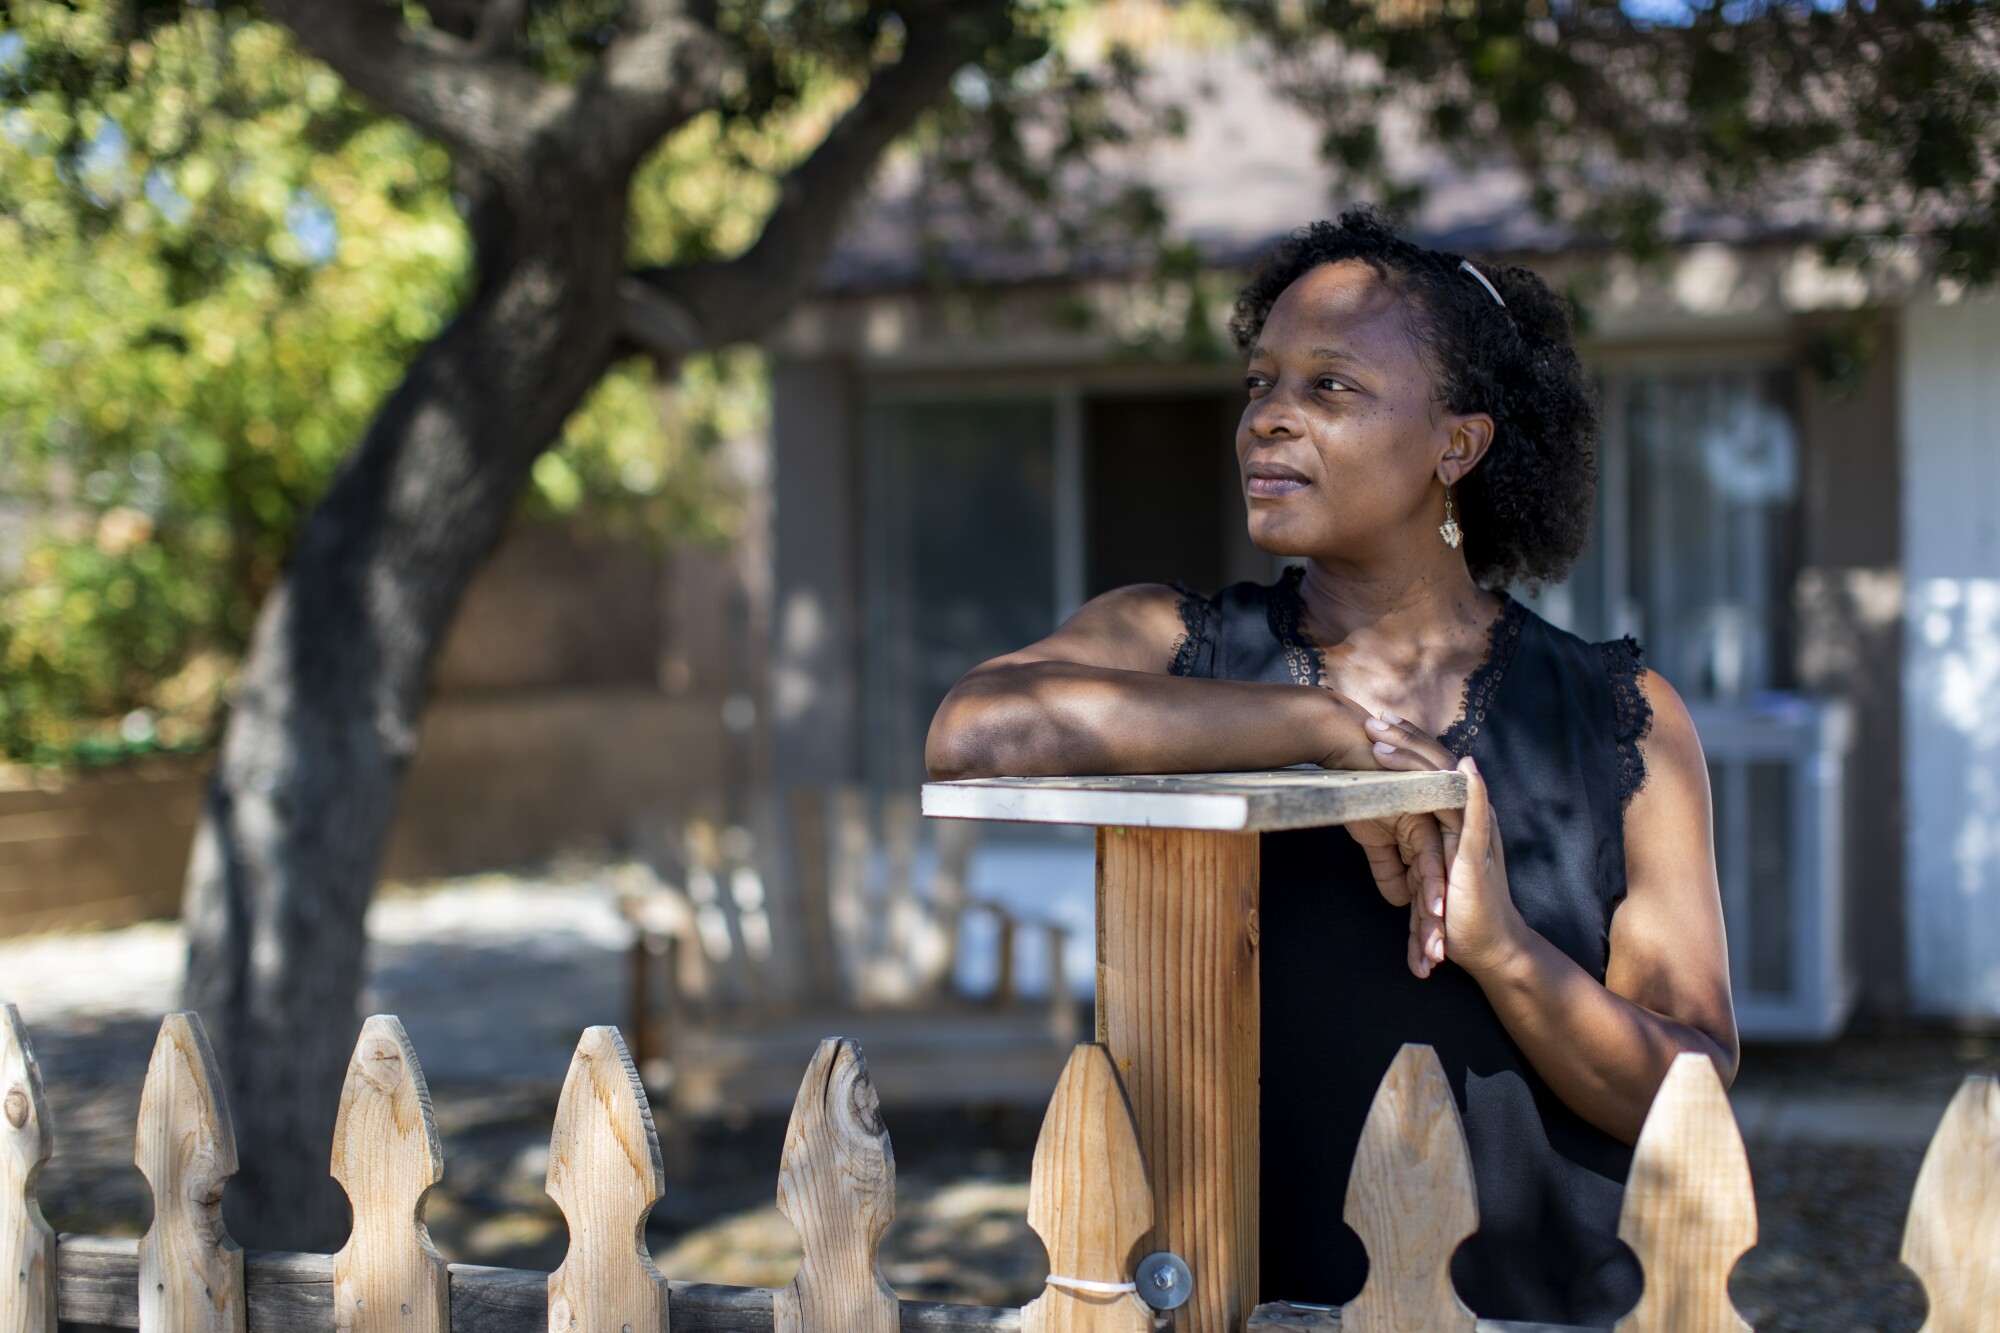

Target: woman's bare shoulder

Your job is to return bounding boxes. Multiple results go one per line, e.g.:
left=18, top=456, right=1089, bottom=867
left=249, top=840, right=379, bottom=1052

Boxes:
left=1617, top=669, right=1718, bottom=896
left=1631, top=668, right=1704, bottom=799
left=995, top=583, right=1191, bottom=675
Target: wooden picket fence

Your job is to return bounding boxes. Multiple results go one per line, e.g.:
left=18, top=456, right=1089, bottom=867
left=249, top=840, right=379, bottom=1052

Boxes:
left=2, top=1002, right=1996, bottom=1333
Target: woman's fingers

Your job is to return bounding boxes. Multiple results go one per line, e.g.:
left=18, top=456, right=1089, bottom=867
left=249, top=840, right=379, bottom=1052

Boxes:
left=1412, top=899, right=1443, bottom=975
left=1456, top=754, right=1494, bottom=873
left=1408, top=899, right=1442, bottom=979
left=1355, top=807, right=1454, bottom=979
left=1358, top=835, right=1414, bottom=906
left=1364, top=712, right=1455, bottom=772
left=1399, top=813, right=1447, bottom=916
left=1368, top=737, right=1437, bottom=772
left=1396, top=813, right=1446, bottom=978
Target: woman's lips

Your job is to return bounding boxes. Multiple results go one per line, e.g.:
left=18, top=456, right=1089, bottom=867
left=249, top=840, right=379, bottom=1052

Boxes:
left=1246, top=471, right=1311, bottom=498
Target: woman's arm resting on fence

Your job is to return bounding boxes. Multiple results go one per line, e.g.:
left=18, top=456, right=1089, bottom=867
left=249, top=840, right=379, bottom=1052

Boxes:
left=1392, top=671, right=1739, bottom=1146
left=925, top=583, right=1380, bottom=780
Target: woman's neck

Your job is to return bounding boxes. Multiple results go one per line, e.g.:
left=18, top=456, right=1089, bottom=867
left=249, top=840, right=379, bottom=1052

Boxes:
left=1294, top=554, right=1501, bottom=673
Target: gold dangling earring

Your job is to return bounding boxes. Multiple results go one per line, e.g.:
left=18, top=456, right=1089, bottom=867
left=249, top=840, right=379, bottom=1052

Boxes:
left=1439, top=485, right=1465, bottom=550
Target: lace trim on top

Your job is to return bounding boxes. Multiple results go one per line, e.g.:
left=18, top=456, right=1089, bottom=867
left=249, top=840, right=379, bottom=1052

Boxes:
left=1599, top=636, right=1654, bottom=807
left=1168, top=582, right=1209, bottom=677
left=1438, top=595, right=1529, bottom=761
left=1268, top=566, right=1325, bottom=686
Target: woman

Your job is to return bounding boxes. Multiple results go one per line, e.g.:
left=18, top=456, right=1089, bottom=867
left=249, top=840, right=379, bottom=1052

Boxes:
left=925, top=210, right=1737, bottom=1323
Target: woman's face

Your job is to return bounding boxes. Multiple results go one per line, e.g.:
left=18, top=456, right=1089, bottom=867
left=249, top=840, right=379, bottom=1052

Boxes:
left=1236, top=259, right=1465, bottom=563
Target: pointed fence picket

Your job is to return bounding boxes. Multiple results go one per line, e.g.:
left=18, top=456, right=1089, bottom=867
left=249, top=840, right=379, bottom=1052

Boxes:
left=0, top=1005, right=52, bottom=1333
left=1613, top=1053, right=1758, bottom=1333
left=330, top=1016, right=450, bottom=1333
left=135, top=1012, right=243, bottom=1333
left=8, top=1005, right=2000, bottom=1333
left=1019, top=1044, right=1152, bottom=1333
left=772, top=1037, right=899, bottom=1333
left=545, top=1026, right=669, bottom=1333
left=1901, top=1073, right=2000, bottom=1332
left=1337, top=1044, right=1477, bottom=1333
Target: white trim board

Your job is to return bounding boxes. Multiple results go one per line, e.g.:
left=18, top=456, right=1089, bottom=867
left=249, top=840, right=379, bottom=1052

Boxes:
left=922, top=769, right=1467, bottom=832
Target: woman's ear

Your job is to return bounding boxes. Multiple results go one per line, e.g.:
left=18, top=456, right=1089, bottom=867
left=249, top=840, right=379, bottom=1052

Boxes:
left=1437, top=413, right=1495, bottom=488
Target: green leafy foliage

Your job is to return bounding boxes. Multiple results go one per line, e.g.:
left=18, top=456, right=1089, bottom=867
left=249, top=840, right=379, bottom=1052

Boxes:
left=0, top=1, right=752, bottom=766
left=1241, top=0, right=2000, bottom=281
left=0, top=6, right=458, bottom=763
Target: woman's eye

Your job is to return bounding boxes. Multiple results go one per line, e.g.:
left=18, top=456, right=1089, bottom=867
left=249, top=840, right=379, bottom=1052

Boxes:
left=1318, top=377, right=1351, bottom=393
left=1244, top=374, right=1269, bottom=393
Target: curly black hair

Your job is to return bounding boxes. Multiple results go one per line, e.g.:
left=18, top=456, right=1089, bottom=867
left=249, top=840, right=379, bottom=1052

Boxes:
left=1230, top=208, right=1600, bottom=589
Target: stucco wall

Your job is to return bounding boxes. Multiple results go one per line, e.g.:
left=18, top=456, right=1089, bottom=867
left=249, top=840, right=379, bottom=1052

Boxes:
left=1902, top=295, right=2000, bottom=1017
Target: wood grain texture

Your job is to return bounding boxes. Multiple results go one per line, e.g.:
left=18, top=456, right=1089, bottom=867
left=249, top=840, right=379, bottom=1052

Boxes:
left=772, top=1038, right=897, bottom=1333
left=1019, top=1045, right=1152, bottom=1333
left=545, top=1026, right=668, bottom=1333
left=0, top=1004, right=53, bottom=1333
left=1338, top=1045, right=1477, bottom=1333
left=1095, top=827, right=1259, bottom=1333
left=1612, top=1053, right=1754, bottom=1333
left=329, top=1017, right=448, bottom=1333
left=136, top=1013, right=244, bottom=1333
left=924, top=770, right=1466, bottom=833
left=1900, top=1073, right=2000, bottom=1331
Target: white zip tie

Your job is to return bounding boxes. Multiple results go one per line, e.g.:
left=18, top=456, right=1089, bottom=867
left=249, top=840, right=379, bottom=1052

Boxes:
left=1044, top=1274, right=1139, bottom=1295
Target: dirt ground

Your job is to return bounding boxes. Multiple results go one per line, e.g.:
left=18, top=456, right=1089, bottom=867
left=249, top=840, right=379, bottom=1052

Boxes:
left=9, top=874, right=1996, bottom=1329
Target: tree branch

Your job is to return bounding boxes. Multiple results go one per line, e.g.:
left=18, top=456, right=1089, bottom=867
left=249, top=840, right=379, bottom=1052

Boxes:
left=620, top=0, right=1009, bottom=357
left=266, top=0, right=567, bottom=171
left=582, top=3, right=736, bottom=172
left=472, top=0, right=529, bottom=59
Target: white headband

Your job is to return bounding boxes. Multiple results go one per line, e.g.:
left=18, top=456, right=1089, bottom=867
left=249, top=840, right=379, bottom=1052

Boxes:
left=1459, top=259, right=1507, bottom=309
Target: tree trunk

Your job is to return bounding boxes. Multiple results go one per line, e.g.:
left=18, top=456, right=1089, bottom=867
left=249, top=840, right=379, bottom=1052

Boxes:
left=179, top=178, right=629, bottom=1249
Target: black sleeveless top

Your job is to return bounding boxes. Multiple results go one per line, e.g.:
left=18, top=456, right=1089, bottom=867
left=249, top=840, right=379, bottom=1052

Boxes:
left=1171, top=568, right=1652, bottom=1324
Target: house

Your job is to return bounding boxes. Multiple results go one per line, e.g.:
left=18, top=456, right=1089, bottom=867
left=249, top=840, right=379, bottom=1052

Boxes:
left=756, top=37, right=2000, bottom=1032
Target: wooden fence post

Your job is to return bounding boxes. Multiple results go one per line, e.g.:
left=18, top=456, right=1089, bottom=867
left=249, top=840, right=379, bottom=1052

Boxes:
left=1901, top=1072, right=2000, bottom=1331
left=1019, top=1044, right=1152, bottom=1333
left=0, top=1004, right=53, bottom=1333
left=330, top=1016, right=449, bottom=1333
left=1096, top=825, right=1260, bottom=1333
left=772, top=1038, right=897, bottom=1333
left=135, top=1013, right=243, bottom=1333
left=926, top=769, right=1467, bottom=1333
left=545, top=1026, right=669, bottom=1333
left=1339, top=1044, right=1477, bottom=1333
left=1613, top=1052, right=1755, bottom=1333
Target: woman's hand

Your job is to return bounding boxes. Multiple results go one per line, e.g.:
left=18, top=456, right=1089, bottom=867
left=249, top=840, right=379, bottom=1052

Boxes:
left=1345, top=811, right=1448, bottom=977
left=1432, top=756, right=1532, bottom=977
left=1349, top=711, right=1458, bottom=977
left=1310, top=687, right=1388, bottom=771
left=1355, top=716, right=1530, bottom=979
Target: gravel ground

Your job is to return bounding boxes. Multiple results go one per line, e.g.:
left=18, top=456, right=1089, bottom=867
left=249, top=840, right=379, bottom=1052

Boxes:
left=6, top=870, right=1992, bottom=1328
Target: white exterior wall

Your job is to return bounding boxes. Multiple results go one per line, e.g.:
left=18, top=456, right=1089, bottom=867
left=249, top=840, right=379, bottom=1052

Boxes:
left=1903, top=296, right=2000, bottom=1016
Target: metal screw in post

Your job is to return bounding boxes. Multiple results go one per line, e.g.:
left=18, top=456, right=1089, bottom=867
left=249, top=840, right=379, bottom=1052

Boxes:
left=1135, top=1251, right=1193, bottom=1311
